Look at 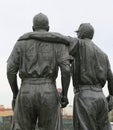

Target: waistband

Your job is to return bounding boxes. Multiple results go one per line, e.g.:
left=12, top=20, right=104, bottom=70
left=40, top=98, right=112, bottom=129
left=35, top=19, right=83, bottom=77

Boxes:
left=74, top=84, right=102, bottom=93
left=22, top=78, right=55, bottom=84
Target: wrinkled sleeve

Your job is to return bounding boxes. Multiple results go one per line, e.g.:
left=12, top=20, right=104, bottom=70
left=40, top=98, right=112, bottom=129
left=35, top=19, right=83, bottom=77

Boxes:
left=7, top=42, right=20, bottom=74
left=107, top=57, right=113, bottom=96
left=57, top=44, right=71, bottom=97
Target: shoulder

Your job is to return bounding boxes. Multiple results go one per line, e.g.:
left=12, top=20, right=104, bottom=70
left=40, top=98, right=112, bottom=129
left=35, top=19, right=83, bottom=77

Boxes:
left=18, top=32, right=33, bottom=41
left=92, top=42, right=107, bottom=57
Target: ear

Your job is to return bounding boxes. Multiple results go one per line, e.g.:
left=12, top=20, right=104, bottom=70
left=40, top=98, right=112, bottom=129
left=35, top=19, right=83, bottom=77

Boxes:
left=32, top=26, right=35, bottom=31
left=46, top=26, right=49, bottom=31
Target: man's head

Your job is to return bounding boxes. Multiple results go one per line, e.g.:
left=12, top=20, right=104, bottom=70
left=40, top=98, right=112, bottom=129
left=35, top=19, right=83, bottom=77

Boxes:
left=76, top=23, right=94, bottom=39
left=32, top=13, right=49, bottom=31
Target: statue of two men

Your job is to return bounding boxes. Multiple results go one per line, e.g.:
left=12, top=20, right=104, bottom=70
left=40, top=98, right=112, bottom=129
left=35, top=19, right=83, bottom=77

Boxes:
left=7, top=13, right=113, bottom=130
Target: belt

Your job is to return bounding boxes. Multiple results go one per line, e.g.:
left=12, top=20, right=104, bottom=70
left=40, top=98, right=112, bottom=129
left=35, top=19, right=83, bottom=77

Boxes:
left=74, top=84, right=102, bottom=93
left=22, top=78, right=55, bottom=85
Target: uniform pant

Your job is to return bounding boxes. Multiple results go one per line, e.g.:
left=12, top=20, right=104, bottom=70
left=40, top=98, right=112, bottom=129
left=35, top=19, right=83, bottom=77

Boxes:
left=73, top=89, right=112, bottom=130
left=11, top=78, right=63, bottom=130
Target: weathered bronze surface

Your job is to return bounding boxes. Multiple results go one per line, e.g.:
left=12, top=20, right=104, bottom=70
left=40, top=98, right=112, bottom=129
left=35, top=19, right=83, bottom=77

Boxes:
left=70, top=23, right=113, bottom=130
left=7, top=13, right=70, bottom=130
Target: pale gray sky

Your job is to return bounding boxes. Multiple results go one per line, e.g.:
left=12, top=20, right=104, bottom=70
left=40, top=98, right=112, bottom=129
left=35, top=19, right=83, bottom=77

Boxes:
left=0, top=0, right=113, bottom=107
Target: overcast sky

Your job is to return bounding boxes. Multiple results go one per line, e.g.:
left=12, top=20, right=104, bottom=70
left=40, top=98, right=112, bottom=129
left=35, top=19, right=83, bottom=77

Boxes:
left=0, top=0, right=113, bottom=107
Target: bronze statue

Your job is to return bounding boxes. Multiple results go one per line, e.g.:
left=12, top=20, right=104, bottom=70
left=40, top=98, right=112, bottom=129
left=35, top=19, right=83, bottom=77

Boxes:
left=69, top=23, right=113, bottom=130
left=7, top=13, right=71, bottom=130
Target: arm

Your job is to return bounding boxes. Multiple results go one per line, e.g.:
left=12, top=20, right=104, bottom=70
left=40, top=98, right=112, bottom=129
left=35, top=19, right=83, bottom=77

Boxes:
left=7, top=42, right=20, bottom=109
left=60, top=61, right=70, bottom=108
left=69, top=37, right=78, bottom=56
left=106, top=57, right=113, bottom=111
left=107, top=57, right=113, bottom=96
left=60, top=60, right=70, bottom=98
left=57, top=44, right=71, bottom=108
left=7, top=73, right=19, bottom=99
left=18, top=32, right=70, bottom=46
left=7, top=73, right=19, bottom=110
